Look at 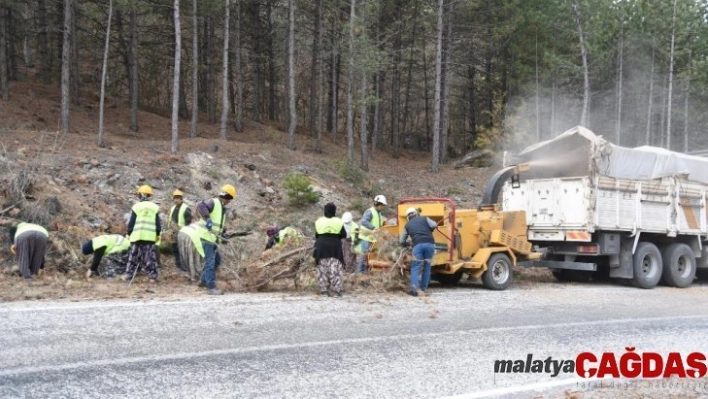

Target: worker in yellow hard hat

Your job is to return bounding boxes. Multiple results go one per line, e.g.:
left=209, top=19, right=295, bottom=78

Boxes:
left=167, top=189, right=192, bottom=272
left=123, top=184, right=161, bottom=283
left=195, top=183, right=237, bottom=295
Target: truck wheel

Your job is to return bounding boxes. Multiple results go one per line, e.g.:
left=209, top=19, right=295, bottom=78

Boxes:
left=631, top=242, right=662, bottom=289
left=482, top=253, right=512, bottom=290
left=661, top=243, right=696, bottom=288
left=435, top=271, right=463, bottom=286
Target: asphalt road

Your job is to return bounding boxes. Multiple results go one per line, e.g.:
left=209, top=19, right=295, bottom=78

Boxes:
left=1, top=282, right=708, bottom=399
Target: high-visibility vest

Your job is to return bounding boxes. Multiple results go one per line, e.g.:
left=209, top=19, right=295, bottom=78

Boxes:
left=315, top=217, right=344, bottom=235
left=92, top=234, right=130, bottom=254
left=129, top=201, right=159, bottom=242
left=168, top=204, right=189, bottom=228
left=14, top=223, right=48, bottom=243
left=201, top=198, right=225, bottom=243
left=180, top=224, right=208, bottom=258
left=359, top=207, right=382, bottom=242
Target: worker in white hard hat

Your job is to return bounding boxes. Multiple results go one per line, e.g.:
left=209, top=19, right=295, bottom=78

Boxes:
left=356, top=195, right=387, bottom=273
left=400, top=207, right=438, bottom=297
left=341, top=211, right=358, bottom=273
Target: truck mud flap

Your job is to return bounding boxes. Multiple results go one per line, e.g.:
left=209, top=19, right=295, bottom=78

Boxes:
left=517, top=260, right=597, bottom=271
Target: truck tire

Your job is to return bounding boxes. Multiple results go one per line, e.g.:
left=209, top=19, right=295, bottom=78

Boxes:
left=631, top=242, right=662, bottom=289
left=435, top=271, right=463, bottom=286
left=661, top=243, right=696, bottom=288
left=482, top=253, right=512, bottom=290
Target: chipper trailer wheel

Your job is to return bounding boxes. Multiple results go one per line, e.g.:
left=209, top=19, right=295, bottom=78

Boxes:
left=481, top=253, right=512, bottom=291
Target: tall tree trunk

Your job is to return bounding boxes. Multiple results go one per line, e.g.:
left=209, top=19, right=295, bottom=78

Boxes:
left=391, top=9, right=401, bottom=158
left=535, top=31, right=540, bottom=141
left=266, top=1, right=276, bottom=121
left=314, top=0, right=324, bottom=153
left=645, top=39, right=655, bottom=145
left=550, top=70, right=556, bottom=135
left=60, top=0, right=72, bottom=134
left=190, top=0, right=199, bottom=137
left=37, top=0, right=50, bottom=83
left=233, top=0, right=243, bottom=132
left=400, top=0, right=419, bottom=157
left=570, top=1, right=589, bottom=127
left=208, top=17, right=216, bottom=124
left=328, top=29, right=339, bottom=141
left=309, top=0, right=323, bottom=138
left=346, top=0, right=355, bottom=164
left=98, top=0, right=113, bottom=147
left=171, top=0, right=182, bottom=154
left=219, top=0, right=230, bottom=139
left=128, top=2, right=139, bottom=133
left=467, top=65, right=476, bottom=148
left=439, top=0, right=453, bottom=163
left=615, top=23, right=624, bottom=145
left=0, top=7, right=8, bottom=100
left=287, top=0, right=296, bottom=150
left=684, top=49, right=691, bottom=153
left=70, top=3, right=79, bottom=105
left=666, top=0, right=677, bottom=150
left=431, top=0, right=444, bottom=173
left=55, top=0, right=64, bottom=78
left=359, top=66, right=368, bottom=171
left=251, top=3, right=261, bottom=122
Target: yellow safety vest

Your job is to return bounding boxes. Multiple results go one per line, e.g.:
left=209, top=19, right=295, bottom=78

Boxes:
left=201, top=198, right=225, bottom=243
left=14, top=223, right=48, bottom=243
left=129, top=201, right=159, bottom=243
left=180, top=224, right=208, bottom=258
left=168, top=204, right=189, bottom=228
left=359, top=207, right=382, bottom=242
left=315, top=217, right=344, bottom=235
left=92, top=234, right=130, bottom=254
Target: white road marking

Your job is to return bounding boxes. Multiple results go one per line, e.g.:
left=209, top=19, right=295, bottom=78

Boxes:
left=0, top=315, right=705, bottom=377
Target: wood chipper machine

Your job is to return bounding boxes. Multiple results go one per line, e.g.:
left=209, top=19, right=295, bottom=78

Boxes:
left=366, top=165, right=540, bottom=290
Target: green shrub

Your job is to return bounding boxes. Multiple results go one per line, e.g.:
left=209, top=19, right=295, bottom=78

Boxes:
left=334, top=160, right=366, bottom=186
left=283, top=172, right=320, bottom=206
left=348, top=198, right=367, bottom=215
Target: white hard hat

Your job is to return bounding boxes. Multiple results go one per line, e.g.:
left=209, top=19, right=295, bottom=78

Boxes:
left=405, top=207, right=418, bottom=217
left=342, top=212, right=353, bottom=223
left=374, top=195, right=388, bottom=206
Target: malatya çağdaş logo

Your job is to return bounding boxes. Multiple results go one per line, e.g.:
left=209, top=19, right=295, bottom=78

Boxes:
left=494, top=348, right=707, bottom=379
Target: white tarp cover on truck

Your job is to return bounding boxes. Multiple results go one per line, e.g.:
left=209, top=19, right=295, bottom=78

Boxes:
left=509, top=126, right=708, bottom=184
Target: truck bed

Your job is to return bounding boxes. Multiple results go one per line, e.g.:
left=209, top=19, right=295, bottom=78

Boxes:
left=502, top=175, right=707, bottom=241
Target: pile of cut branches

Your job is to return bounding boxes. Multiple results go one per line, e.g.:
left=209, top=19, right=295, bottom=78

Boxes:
left=237, top=238, right=315, bottom=291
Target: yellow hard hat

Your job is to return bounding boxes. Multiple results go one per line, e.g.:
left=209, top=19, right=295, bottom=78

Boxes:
left=220, top=184, right=236, bottom=199
left=137, top=185, right=153, bottom=196
left=172, top=189, right=184, bottom=197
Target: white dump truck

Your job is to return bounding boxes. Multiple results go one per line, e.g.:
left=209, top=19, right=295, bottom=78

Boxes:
left=501, top=126, right=708, bottom=288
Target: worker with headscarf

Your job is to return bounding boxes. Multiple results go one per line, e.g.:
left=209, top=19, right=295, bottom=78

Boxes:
left=9, top=222, right=49, bottom=280
left=123, top=185, right=161, bottom=283
left=314, top=202, right=347, bottom=297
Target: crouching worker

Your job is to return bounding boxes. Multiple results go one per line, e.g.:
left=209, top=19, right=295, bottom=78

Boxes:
left=265, top=225, right=303, bottom=250
left=314, top=203, right=347, bottom=297
left=177, top=222, right=210, bottom=283
left=82, top=234, right=131, bottom=278
left=9, top=222, right=49, bottom=280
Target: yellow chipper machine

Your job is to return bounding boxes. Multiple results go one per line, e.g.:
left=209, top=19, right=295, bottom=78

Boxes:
left=367, top=165, right=540, bottom=290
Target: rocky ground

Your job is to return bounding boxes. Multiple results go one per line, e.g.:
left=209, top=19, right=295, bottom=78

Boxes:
left=0, top=81, right=505, bottom=301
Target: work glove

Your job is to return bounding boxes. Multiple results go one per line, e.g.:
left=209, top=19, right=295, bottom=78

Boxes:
left=10, top=245, right=16, bottom=255
left=206, top=219, right=213, bottom=231
left=400, top=242, right=410, bottom=248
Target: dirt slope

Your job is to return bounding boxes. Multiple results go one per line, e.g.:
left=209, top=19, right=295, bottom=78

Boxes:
left=0, top=81, right=510, bottom=301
